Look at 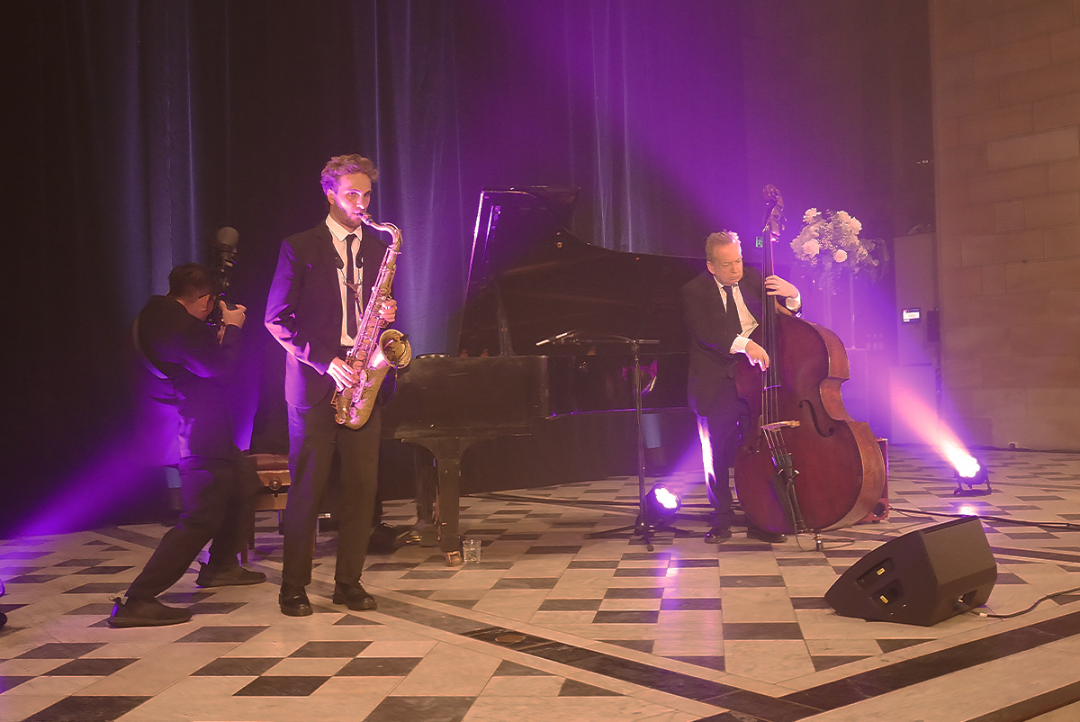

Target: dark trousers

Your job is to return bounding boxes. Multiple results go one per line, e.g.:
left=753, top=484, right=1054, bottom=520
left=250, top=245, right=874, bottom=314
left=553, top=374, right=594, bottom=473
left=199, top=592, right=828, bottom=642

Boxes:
left=126, top=452, right=259, bottom=600
left=282, top=401, right=381, bottom=589
left=698, top=380, right=750, bottom=528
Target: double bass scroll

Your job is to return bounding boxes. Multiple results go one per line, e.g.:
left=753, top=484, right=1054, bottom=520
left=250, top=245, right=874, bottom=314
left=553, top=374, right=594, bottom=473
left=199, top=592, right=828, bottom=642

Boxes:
left=732, top=186, right=885, bottom=535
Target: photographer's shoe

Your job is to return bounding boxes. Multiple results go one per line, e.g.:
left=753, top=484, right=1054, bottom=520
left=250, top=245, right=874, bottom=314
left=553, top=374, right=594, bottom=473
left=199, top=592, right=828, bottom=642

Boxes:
left=196, top=563, right=267, bottom=588
left=108, top=597, right=192, bottom=628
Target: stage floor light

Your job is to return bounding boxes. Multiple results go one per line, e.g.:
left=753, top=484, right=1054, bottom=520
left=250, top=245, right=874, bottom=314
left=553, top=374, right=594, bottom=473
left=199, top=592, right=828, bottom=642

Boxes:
left=954, top=461, right=992, bottom=496
left=645, top=484, right=681, bottom=521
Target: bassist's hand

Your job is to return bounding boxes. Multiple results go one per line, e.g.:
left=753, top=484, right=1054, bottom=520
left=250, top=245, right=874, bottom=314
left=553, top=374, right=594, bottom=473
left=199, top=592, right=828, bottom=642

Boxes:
left=764, top=275, right=798, bottom=299
left=745, top=340, right=770, bottom=371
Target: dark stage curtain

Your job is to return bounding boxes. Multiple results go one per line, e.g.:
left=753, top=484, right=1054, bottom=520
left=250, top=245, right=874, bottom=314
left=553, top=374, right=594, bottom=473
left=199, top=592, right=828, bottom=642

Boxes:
left=1, top=0, right=751, bottom=535
left=2, top=0, right=931, bottom=535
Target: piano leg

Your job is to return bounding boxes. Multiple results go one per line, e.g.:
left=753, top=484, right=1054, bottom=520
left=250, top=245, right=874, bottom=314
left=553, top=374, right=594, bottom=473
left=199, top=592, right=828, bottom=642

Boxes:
left=402, top=436, right=485, bottom=567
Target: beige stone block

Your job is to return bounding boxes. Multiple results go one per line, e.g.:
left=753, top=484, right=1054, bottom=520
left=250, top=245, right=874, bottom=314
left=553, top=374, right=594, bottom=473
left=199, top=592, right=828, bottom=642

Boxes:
left=982, top=354, right=1080, bottom=387
left=1000, top=59, right=1080, bottom=105
left=987, top=0, right=1077, bottom=46
left=937, top=293, right=987, bottom=326
left=941, top=357, right=984, bottom=388
left=942, top=264, right=987, bottom=297
left=967, top=164, right=1048, bottom=203
left=961, top=414, right=995, bottom=447
left=987, top=127, right=1080, bottom=170
left=938, top=174, right=971, bottom=209
left=988, top=415, right=1035, bottom=449
left=970, top=387, right=1030, bottom=417
left=1050, top=288, right=1080, bottom=319
left=935, top=14, right=992, bottom=57
left=995, top=199, right=1027, bottom=230
left=933, top=0, right=990, bottom=31
left=1048, top=157, right=1080, bottom=191
left=958, top=106, right=1033, bottom=145
left=1033, top=92, right=1080, bottom=130
left=996, top=412, right=1080, bottom=451
left=939, top=143, right=992, bottom=177
left=972, top=36, right=1053, bottom=82
left=1007, top=256, right=1080, bottom=291
left=947, top=324, right=1013, bottom=356
left=939, top=203, right=996, bottom=237
left=1025, top=191, right=1080, bottom=227
left=947, top=289, right=1051, bottom=325
left=936, top=81, right=1001, bottom=120
left=1051, top=26, right=1080, bottom=61
left=947, top=387, right=979, bottom=417
left=1025, top=321, right=1080, bottom=355
left=1044, top=223, right=1080, bottom=257
left=938, top=231, right=964, bottom=269
left=983, top=263, right=1009, bottom=289
left=1027, top=387, right=1080, bottom=419
left=937, top=54, right=975, bottom=90
left=936, top=117, right=961, bottom=150
left=988, top=0, right=1069, bottom=13
left=961, top=229, right=1044, bottom=265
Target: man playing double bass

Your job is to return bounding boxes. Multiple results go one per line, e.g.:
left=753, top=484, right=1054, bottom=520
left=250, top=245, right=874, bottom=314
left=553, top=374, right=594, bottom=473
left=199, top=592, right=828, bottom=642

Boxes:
left=682, top=231, right=801, bottom=544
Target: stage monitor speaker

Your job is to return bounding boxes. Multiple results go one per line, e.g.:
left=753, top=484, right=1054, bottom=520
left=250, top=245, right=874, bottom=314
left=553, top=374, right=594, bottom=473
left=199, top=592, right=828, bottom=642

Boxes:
left=825, top=517, right=997, bottom=626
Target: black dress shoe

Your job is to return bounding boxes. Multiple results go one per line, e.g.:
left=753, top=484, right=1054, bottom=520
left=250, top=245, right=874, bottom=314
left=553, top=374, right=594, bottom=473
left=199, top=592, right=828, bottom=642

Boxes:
left=279, top=586, right=313, bottom=617
left=108, top=597, right=192, bottom=628
left=747, top=527, right=787, bottom=543
left=704, top=525, right=733, bottom=544
left=333, top=582, right=377, bottom=611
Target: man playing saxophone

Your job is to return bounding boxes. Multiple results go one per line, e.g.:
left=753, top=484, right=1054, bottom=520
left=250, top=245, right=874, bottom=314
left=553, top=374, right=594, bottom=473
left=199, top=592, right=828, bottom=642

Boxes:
left=265, top=154, right=397, bottom=617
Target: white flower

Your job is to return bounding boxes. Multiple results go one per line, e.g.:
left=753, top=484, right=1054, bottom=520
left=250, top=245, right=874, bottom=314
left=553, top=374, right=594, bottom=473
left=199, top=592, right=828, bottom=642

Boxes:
left=833, top=249, right=848, bottom=263
left=803, top=208, right=818, bottom=224
left=850, top=218, right=862, bottom=234
left=804, top=239, right=820, bottom=256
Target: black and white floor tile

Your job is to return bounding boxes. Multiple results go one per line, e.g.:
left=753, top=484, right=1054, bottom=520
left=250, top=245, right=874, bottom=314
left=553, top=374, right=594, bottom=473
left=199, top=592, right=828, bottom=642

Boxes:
left=3, top=445, right=1080, bottom=721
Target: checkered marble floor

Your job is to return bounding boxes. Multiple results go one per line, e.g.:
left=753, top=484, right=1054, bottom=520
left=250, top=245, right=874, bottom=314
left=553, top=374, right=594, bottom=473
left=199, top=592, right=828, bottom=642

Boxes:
left=4, top=445, right=1080, bottom=722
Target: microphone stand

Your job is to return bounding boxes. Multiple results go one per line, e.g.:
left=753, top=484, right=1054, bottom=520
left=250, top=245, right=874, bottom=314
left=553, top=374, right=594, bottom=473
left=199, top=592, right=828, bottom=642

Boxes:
left=573, top=334, right=684, bottom=551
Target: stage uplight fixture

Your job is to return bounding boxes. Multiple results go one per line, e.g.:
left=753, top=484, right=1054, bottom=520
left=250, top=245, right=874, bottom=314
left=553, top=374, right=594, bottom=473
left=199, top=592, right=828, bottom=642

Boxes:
left=954, top=459, right=991, bottom=496
left=644, top=484, right=681, bottom=522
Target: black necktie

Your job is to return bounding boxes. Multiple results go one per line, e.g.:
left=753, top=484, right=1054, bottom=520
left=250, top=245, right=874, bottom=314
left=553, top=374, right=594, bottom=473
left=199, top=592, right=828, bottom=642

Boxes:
left=723, top=285, right=740, bottom=329
left=345, top=233, right=358, bottom=337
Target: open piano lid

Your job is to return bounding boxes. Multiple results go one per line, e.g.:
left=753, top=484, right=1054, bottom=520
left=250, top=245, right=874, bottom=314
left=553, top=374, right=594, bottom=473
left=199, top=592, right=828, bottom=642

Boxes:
left=458, top=187, right=703, bottom=357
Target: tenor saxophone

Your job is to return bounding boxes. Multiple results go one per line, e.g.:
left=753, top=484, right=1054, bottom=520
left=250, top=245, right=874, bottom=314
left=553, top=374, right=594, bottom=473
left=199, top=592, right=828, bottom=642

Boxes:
left=332, top=213, right=412, bottom=429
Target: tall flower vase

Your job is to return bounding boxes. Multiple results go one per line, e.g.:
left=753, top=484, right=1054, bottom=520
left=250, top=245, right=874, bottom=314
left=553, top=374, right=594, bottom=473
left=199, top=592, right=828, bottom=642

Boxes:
left=820, top=271, right=855, bottom=348
left=822, top=274, right=834, bottom=330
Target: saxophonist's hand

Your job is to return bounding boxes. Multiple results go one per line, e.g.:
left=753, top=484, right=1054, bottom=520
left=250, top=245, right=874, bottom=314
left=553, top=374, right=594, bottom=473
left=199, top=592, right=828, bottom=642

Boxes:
left=379, top=299, right=397, bottom=323
left=328, top=357, right=360, bottom=390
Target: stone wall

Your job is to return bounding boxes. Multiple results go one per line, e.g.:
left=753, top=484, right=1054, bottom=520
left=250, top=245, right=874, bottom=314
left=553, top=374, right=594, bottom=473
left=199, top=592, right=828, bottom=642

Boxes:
left=931, top=0, right=1080, bottom=450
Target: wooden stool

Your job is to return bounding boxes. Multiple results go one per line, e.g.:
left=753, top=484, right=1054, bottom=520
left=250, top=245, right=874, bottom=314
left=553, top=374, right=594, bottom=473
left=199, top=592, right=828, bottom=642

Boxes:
left=245, top=453, right=291, bottom=563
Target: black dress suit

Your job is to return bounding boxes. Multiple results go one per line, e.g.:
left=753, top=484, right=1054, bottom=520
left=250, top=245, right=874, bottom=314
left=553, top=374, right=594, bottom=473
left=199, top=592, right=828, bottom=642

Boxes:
left=265, top=222, right=389, bottom=590
left=681, top=266, right=768, bottom=526
left=126, top=295, right=259, bottom=600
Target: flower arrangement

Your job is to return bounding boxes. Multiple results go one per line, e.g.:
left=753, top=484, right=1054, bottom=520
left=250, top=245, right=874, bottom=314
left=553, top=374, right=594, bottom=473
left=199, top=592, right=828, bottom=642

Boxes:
left=790, top=208, right=885, bottom=283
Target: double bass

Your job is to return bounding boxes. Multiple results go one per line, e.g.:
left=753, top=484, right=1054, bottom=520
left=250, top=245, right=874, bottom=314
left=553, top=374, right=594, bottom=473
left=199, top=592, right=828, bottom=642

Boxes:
left=733, top=186, right=885, bottom=534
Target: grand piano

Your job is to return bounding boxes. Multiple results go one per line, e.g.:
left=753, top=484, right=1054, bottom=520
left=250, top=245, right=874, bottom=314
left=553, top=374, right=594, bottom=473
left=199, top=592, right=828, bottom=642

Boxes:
left=381, top=187, right=704, bottom=562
